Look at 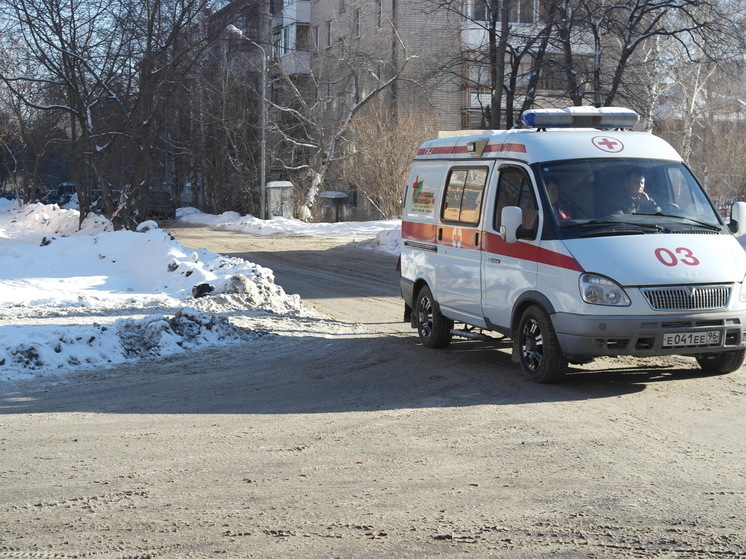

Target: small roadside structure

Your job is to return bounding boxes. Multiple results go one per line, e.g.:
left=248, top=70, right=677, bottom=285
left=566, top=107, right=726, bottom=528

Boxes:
left=266, top=181, right=294, bottom=219
left=319, top=190, right=349, bottom=222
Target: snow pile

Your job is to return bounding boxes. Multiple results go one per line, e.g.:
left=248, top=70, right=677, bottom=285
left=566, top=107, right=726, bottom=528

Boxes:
left=178, top=207, right=401, bottom=255
left=362, top=227, right=401, bottom=255
left=0, top=201, right=302, bottom=380
left=0, top=199, right=113, bottom=239
left=0, top=213, right=300, bottom=313
left=2, top=309, right=264, bottom=372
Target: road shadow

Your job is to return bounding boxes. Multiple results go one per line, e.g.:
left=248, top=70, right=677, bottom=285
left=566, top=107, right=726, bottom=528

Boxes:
left=1, top=328, right=732, bottom=416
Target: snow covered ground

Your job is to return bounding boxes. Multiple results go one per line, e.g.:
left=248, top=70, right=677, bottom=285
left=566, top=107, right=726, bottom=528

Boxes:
left=0, top=199, right=401, bottom=381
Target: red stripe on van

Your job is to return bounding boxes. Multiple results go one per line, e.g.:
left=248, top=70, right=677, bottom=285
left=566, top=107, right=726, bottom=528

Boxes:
left=416, top=146, right=456, bottom=156
left=402, top=223, right=583, bottom=272
left=437, top=225, right=481, bottom=249
left=402, top=222, right=482, bottom=250
left=483, top=232, right=584, bottom=272
left=402, top=220, right=438, bottom=243
left=485, top=143, right=527, bottom=154
left=416, top=142, right=527, bottom=157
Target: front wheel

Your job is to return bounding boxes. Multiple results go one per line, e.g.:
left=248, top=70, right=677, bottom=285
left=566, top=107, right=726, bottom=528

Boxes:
left=696, top=350, right=745, bottom=374
left=517, top=305, right=567, bottom=383
left=415, top=286, right=453, bottom=349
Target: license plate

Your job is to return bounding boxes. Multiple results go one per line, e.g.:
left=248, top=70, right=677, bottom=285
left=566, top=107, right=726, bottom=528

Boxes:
left=662, top=330, right=721, bottom=348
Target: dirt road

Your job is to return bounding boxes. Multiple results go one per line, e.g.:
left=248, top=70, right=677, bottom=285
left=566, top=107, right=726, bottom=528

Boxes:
left=1, top=223, right=745, bottom=558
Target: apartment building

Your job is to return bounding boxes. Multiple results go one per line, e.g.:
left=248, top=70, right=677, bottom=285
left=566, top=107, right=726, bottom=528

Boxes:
left=264, top=0, right=462, bottom=124
left=218, top=0, right=553, bottom=219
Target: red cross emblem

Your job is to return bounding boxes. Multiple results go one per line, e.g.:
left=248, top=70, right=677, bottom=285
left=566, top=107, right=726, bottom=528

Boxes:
left=592, top=136, right=624, bottom=153
left=451, top=227, right=463, bottom=248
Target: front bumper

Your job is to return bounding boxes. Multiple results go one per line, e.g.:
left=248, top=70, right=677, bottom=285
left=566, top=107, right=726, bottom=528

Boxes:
left=552, top=311, right=746, bottom=358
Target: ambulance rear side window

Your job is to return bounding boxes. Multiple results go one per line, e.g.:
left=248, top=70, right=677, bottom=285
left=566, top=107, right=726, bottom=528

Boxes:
left=441, top=167, right=487, bottom=225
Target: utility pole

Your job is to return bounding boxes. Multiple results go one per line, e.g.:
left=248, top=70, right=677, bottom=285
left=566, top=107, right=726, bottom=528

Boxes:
left=227, top=24, right=267, bottom=219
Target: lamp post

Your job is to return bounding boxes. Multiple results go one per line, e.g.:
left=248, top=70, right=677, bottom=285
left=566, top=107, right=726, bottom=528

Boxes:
left=227, top=24, right=267, bottom=220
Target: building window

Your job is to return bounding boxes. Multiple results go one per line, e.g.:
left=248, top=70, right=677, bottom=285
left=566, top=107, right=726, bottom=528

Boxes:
left=509, top=0, right=536, bottom=23
left=296, top=24, right=311, bottom=50
left=376, top=0, right=383, bottom=28
left=471, top=0, right=536, bottom=24
left=354, top=7, right=362, bottom=38
left=273, top=28, right=281, bottom=56
left=538, top=57, right=590, bottom=90
left=312, top=25, right=319, bottom=49
left=349, top=187, right=359, bottom=209
left=278, top=26, right=291, bottom=56
left=339, top=0, right=345, bottom=13
left=472, top=0, right=486, bottom=22
left=468, top=61, right=490, bottom=88
left=326, top=20, right=333, bottom=47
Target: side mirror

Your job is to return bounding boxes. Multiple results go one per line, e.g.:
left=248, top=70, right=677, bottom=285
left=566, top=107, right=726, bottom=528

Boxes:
left=500, top=206, right=522, bottom=244
left=729, top=201, right=746, bottom=236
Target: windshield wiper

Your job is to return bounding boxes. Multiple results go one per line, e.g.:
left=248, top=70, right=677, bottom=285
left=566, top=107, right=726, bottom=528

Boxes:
left=563, top=220, right=663, bottom=232
left=646, top=212, right=722, bottom=231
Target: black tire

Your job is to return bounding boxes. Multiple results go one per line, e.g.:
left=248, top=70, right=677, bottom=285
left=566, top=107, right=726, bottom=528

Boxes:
left=517, top=305, right=568, bottom=383
left=696, top=350, right=745, bottom=374
left=415, top=286, right=453, bottom=349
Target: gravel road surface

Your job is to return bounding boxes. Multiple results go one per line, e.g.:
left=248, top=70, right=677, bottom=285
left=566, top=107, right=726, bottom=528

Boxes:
left=1, top=222, right=744, bottom=558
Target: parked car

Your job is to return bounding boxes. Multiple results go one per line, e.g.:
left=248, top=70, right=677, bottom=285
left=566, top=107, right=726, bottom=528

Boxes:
left=147, top=190, right=177, bottom=220
left=42, top=190, right=67, bottom=205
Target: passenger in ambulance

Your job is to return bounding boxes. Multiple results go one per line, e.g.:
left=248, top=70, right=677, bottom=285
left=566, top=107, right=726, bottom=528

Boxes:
left=545, top=175, right=576, bottom=221
left=613, top=168, right=659, bottom=213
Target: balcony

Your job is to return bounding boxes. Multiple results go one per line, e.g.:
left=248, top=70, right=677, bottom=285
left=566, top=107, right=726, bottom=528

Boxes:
left=280, top=50, right=312, bottom=76
left=279, top=0, right=310, bottom=25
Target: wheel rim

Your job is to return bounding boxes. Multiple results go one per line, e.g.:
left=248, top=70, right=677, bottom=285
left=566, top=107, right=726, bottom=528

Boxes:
left=521, top=318, right=544, bottom=371
left=418, top=295, right=434, bottom=339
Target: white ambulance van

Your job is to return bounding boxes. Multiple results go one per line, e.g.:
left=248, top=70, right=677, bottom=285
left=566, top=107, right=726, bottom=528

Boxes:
left=400, top=106, right=746, bottom=383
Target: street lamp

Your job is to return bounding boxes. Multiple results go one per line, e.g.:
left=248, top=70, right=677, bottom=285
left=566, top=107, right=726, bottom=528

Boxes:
left=227, top=24, right=267, bottom=220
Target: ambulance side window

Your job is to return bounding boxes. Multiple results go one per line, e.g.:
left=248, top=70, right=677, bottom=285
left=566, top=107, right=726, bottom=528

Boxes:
left=494, top=167, right=538, bottom=232
left=441, top=167, right=488, bottom=225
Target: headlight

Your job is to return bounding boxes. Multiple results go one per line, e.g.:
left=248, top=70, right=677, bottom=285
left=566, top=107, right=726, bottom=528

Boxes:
left=740, top=274, right=746, bottom=302
left=580, top=273, right=631, bottom=306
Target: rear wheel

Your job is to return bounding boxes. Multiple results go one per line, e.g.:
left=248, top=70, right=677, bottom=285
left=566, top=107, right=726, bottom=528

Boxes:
left=695, top=350, right=745, bottom=374
left=517, top=305, right=567, bottom=383
left=415, top=286, right=453, bottom=349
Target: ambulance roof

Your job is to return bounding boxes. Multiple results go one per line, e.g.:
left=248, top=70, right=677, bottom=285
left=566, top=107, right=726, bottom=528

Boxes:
left=415, top=107, right=682, bottom=164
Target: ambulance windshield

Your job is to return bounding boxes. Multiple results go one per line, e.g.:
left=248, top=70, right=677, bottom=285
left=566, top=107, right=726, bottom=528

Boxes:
left=536, top=159, right=724, bottom=238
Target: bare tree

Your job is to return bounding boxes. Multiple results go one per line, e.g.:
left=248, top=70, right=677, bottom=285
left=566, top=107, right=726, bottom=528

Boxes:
left=424, top=0, right=743, bottom=129
left=190, top=45, right=262, bottom=215
left=443, top=0, right=555, bottom=129
left=554, top=0, right=744, bottom=108
left=654, top=55, right=746, bottom=206
left=0, top=0, right=226, bottom=228
left=339, top=99, right=441, bottom=219
left=0, top=0, right=123, bottom=220
left=264, top=30, right=421, bottom=221
left=0, top=58, right=70, bottom=201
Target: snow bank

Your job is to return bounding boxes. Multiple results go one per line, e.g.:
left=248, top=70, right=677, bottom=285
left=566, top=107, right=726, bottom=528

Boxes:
left=0, top=202, right=302, bottom=380
left=178, top=207, right=401, bottom=255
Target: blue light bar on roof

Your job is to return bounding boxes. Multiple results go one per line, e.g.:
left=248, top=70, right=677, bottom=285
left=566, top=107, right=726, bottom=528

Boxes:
left=521, top=107, right=640, bottom=129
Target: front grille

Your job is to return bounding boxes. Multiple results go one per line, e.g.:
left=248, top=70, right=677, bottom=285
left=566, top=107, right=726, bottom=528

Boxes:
left=641, top=285, right=731, bottom=311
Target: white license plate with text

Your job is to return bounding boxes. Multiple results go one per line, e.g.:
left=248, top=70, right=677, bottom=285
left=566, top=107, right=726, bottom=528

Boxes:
left=662, top=330, right=720, bottom=348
